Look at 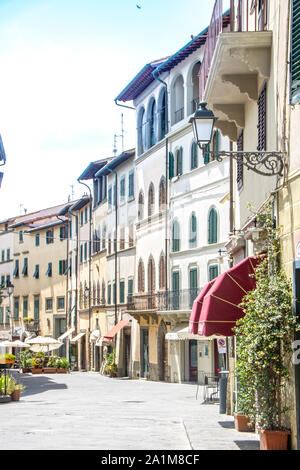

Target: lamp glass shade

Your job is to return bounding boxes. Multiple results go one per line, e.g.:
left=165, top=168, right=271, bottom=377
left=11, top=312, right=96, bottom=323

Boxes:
left=192, top=118, right=215, bottom=147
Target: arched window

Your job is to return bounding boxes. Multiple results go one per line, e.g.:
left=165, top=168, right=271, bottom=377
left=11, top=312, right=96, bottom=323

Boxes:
left=158, top=87, right=168, bottom=140
left=148, top=98, right=156, bottom=148
left=148, top=183, right=155, bottom=218
left=191, top=61, right=201, bottom=114
left=172, top=75, right=184, bottom=124
left=189, top=213, right=197, bottom=248
left=172, top=220, right=180, bottom=252
left=138, top=190, right=144, bottom=220
left=138, top=260, right=145, bottom=293
left=159, top=254, right=165, bottom=290
left=191, top=141, right=198, bottom=170
left=148, top=256, right=155, bottom=293
left=208, top=208, right=218, bottom=244
left=137, top=107, right=145, bottom=156
left=159, top=177, right=166, bottom=212
left=175, top=147, right=183, bottom=176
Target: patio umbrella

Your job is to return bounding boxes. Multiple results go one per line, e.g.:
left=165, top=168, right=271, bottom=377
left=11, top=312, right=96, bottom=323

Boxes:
left=7, top=340, right=29, bottom=348
left=26, top=336, right=63, bottom=353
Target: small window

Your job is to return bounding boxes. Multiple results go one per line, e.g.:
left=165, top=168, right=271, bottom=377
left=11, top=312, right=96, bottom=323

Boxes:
left=209, top=264, right=219, bottom=281
left=57, top=297, right=65, bottom=311
left=189, top=213, right=197, bottom=248
left=13, top=298, right=19, bottom=320
left=23, top=297, right=28, bottom=317
left=85, top=207, right=88, bottom=224
left=128, top=171, right=134, bottom=200
left=19, top=230, right=23, bottom=243
left=191, top=142, right=198, bottom=170
left=22, top=258, right=28, bottom=277
left=13, top=260, right=19, bottom=278
left=108, top=186, right=112, bottom=209
left=172, top=220, right=180, bottom=252
left=107, top=284, right=111, bottom=305
left=46, top=229, right=54, bottom=244
left=33, top=264, right=39, bottom=279
left=34, top=297, right=39, bottom=322
left=119, top=280, right=125, bottom=304
left=46, top=298, right=53, bottom=312
left=148, top=183, right=155, bottom=218
left=138, top=191, right=144, bottom=220
left=45, top=262, right=52, bottom=277
left=6, top=249, right=10, bottom=261
left=120, top=227, right=125, bottom=250
left=208, top=208, right=218, bottom=245
left=120, top=177, right=125, bottom=203
left=175, top=147, right=183, bottom=176
left=35, top=233, right=40, bottom=246
left=59, top=259, right=67, bottom=275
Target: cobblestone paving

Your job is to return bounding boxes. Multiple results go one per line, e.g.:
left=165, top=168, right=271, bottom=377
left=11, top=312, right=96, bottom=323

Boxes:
left=0, top=372, right=260, bottom=450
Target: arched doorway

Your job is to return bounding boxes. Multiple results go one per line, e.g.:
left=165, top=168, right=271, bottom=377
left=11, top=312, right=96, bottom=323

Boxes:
left=158, top=320, right=168, bottom=381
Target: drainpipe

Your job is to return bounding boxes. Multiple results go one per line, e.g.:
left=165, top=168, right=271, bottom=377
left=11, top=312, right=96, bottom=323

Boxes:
left=152, top=69, right=169, bottom=299
left=114, top=99, right=135, bottom=111
left=68, top=208, right=79, bottom=368
left=77, top=179, right=93, bottom=370
left=56, top=213, right=69, bottom=355
left=106, top=168, right=118, bottom=331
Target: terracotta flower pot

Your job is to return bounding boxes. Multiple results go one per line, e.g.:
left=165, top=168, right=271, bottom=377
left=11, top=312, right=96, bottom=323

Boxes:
left=22, top=368, right=31, bottom=373
left=43, top=367, right=57, bottom=373
left=31, top=368, right=43, bottom=374
left=11, top=389, right=21, bottom=401
left=260, top=430, right=290, bottom=450
left=56, top=368, right=67, bottom=373
left=234, top=413, right=254, bottom=432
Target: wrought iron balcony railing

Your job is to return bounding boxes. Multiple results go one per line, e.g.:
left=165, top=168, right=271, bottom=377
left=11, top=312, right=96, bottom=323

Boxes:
left=157, top=289, right=199, bottom=311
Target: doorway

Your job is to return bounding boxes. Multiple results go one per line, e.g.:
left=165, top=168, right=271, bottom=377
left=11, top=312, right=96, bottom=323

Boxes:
left=158, top=320, right=168, bottom=381
left=124, top=333, right=131, bottom=377
left=140, top=328, right=149, bottom=378
left=189, top=340, right=198, bottom=382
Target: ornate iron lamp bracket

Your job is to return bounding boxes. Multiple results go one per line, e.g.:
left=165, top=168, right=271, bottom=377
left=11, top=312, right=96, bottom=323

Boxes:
left=205, top=150, right=285, bottom=177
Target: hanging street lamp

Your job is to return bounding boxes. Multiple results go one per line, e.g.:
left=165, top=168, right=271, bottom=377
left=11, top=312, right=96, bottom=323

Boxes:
left=189, top=102, right=285, bottom=177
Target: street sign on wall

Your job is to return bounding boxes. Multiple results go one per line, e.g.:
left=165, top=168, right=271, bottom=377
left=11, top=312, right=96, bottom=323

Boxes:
left=217, top=337, right=226, bottom=354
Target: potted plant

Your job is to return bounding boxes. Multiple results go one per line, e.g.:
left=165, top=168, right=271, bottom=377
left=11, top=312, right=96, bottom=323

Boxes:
left=11, top=383, right=25, bottom=401
left=43, top=355, right=58, bottom=373
left=0, top=354, right=16, bottom=368
left=56, top=357, right=69, bottom=373
left=233, top=394, right=254, bottom=432
left=20, top=349, right=32, bottom=373
left=104, top=349, right=117, bottom=378
left=233, top=202, right=295, bottom=450
left=30, top=352, right=44, bottom=374
left=0, top=374, right=16, bottom=395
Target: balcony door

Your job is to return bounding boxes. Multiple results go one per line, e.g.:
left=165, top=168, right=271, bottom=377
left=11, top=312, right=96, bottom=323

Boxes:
left=172, top=271, right=180, bottom=310
left=189, top=340, right=198, bottom=382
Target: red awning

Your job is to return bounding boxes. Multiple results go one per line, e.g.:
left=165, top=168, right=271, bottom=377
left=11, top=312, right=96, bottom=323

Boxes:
left=188, top=279, right=216, bottom=334
left=190, top=256, right=261, bottom=337
left=102, top=319, right=129, bottom=343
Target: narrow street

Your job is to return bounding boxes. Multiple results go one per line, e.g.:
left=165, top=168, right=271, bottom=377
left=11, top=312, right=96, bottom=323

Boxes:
left=1, top=372, right=260, bottom=450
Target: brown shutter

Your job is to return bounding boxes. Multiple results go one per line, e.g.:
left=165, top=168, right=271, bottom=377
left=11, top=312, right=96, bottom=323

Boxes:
left=257, top=83, right=267, bottom=151
left=237, top=130, right=244, bottom=190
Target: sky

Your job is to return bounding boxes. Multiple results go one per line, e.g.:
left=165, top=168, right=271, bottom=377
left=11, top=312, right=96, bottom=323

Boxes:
left=0, top=0, right=227, bottom=220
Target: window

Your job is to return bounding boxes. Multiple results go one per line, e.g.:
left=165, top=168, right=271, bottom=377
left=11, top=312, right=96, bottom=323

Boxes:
left=113, top=183, right=116, bottom=208
left=60, top=226, right=67, bottom=241
left=137, top=106, right=146, bottom=155
left=34, top=297, right=39, bottom=322
left=211, top=130, right=219, bottom=160
left=80, top=244, right=83, bottom=263
left=190, top=62, right=201, bottom=114
left=208, top=208, right=218, bottom=244
left=80, top=211, right=84, bottom=226
left=108, top=234, right=111, bottom=255
left=128, top=278, right=133, bottom=298
left=172, top=75, right=184, bottom=124
left=46, top=229, right=54, bottom=244
left=172, top=271, right=180, bottom=310
left=113, top=282, right=116, bottom=305
left=13, top=297, right=19, bottom=320
left=138, top=260, right=145, bottom=293
left=1, top=250, right=4, bottom=261
left=291, top=0, right=300, bottom=104
left=148, top=98, right=156, bottom=148
left=46, top=298, right=53, bottom=312
left=191, top=142, right=198, bottom=170
left=119, top=280, right=125, bottom=304
left=209, top=264, right=219, bottom=281
left=0, top=307, right=3, bottom=324
left=172, top=220, right=180, bottom=252
left=57, top=297, right=65, bottom=311
left=13, top=260, right=19, bottom=278
left=159, top=254, right=165, bottom=290
left=33, top=264, right=39, bottom=279
left=158, top=87, right=168, bottom=140
left=107, top=283, right=111, bottom=305
left=148, top=183, right=155, bottom=218
left=257, top=83, right=267, bottom=151
left=84, top=242, right=87, bottom=261
left=147, top=256, right=155, bottom=293
left=35, top=233, right=40, bottom=246
left=22, top=258, right=28, bottom=276
left=59, top=259, right=67, bottom=275
left=6, top=249, right=10, bottom=261
left=23, top=297, right=28, bottom=318
left=120, top=176, right=125, bottom=203
left=120, top=227, right=125, bottom=250
left=159, top=177, right=166, bottom=212
left=138, top=191, right=144, bottom=220
left=102, top=225, right=106, bottom=250
left=128, top=171, right=134, bottom=200
left=85, top=206, right=88, bottom=224
left=46, top=262, right=52, bottom=277
left=19, top=230, right=23, bottom=243
left=237, top=130, right=244, bottom=190
left=69, top=220, right=72, bottom=239
left=6, top=275, right=10, bottom=287
left=0, top=275, right=4, bottom=287
left=169, top=152, right=174, bottom=179
left=175, top=147, right=183, bottom=176
left=189, top=267, right=198, bottom=307
left=108, top=186, right=112, bottom=209
left=129, top=222, right=134, bottom=248
left=189, top=213, right=197, bottom=248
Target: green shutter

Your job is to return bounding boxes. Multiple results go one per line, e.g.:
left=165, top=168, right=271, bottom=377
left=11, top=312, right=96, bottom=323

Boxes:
left=204, top=144, right=210, bottom=164
left=14, top=298, right=19, bottom=320
left=34, top=298, right=39, bottom=321
left=191, top=142, right=198, bottom=169
left=208, top=208, right=218, bottom=244
left=209, top=265, right=219, bottom=281
left=128, top=279, right=133, bottom=297
left=178, top=147, right=183, bottom=175
left=108, top=284, right=111, bottom=304
left=0, top=307, right=3, bottom=324
left=291, top=0, right=300, bottom=104
left=169, top=152, right=174, bottom=179
left=120, top=281, right=125, bottom=304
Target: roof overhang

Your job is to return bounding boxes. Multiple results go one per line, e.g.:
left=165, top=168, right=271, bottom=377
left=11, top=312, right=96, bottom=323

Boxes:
left=203, top=31, right=272, bottom=142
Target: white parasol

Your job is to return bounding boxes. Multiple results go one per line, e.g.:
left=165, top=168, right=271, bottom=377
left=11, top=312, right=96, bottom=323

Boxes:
left=26, top=336, right=63, bottom=353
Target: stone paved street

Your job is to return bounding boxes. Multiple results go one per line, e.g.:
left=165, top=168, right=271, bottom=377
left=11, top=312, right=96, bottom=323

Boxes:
left=0, top=372, right=260, bottom=450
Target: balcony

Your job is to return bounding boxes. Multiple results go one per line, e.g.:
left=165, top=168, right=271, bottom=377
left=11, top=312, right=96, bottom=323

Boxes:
left=157, top=289, right=199, bottom=323
left=199, top=0, right=272, bottom=141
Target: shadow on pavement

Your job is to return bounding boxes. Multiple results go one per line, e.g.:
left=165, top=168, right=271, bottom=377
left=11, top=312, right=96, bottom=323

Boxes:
left=20, top=374, right=68, bottom=397
left=218, top=420, right=235, bottom=429
left=234, top=440, right=260, bottom=450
